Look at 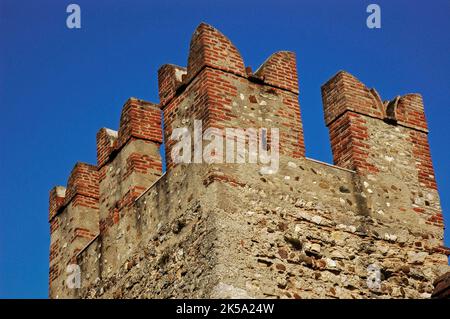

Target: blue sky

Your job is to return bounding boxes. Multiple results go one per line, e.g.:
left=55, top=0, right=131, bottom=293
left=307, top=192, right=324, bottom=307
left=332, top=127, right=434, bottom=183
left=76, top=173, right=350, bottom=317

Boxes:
left=0, top=0, right=449, bottom=298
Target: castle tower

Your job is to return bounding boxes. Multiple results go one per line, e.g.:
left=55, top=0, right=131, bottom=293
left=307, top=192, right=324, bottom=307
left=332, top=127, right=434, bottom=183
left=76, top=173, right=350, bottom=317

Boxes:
left=158, top=23, right=305, bottom=170
left=48, top=23, right=448, bottom=299
left=321, top=71, right=443, bottom=228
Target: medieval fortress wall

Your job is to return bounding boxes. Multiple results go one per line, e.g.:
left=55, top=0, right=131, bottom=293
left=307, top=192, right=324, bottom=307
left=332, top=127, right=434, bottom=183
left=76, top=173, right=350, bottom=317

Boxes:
left=48, top=23, right=449, bottom=299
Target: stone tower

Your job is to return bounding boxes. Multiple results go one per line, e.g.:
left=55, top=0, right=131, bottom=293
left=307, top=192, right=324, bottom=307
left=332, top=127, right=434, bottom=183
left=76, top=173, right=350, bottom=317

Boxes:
left=48, top=23, right=449, bottom=299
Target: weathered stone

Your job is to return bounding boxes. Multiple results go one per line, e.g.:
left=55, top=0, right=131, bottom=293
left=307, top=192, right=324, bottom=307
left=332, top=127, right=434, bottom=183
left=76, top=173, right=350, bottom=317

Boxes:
left=298, top=253, right=314, bottom=267
left=278, top=248, right=288, bottom=259
left=339, top=186, right=351, bottom=193
left=407, top=251, right=428, bottom=265
left=284, top=235, right=302, bottom=250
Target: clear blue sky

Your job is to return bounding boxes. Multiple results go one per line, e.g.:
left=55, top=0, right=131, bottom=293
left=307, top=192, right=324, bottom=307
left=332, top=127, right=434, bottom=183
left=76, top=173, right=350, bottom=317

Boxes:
left=0, top=0, right=449, bottom=298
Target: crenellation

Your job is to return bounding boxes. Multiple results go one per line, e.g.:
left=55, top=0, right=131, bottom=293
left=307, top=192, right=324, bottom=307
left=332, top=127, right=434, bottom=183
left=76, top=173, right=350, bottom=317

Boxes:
left=254, top=51, right=299, bottom=94
left=117, top=98, right=163, bottom=147
left=63, top=162, right=99, bottom=206
left=158, top=64, right=187, bottom=106
left=48, top=162, right=100, bottom=298
left=96, top=128, right=118, bottom=168
left=186, top=23, right=247, bottom=81
left=49, top=186, right=66, bottom=221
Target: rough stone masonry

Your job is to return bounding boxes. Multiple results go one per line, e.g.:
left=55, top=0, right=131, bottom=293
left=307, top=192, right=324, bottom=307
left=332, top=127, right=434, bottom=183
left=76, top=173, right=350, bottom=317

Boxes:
left=48, top=23, right=449, bottom=299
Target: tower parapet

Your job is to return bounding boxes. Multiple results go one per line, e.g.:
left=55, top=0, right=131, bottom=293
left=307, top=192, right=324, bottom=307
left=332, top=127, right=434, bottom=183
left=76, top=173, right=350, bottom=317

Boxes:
left=321, top=71, right=442, bottom=228
left=48, top=163, right=99, bottom=298
left=159, top=23, right=305, bottom=169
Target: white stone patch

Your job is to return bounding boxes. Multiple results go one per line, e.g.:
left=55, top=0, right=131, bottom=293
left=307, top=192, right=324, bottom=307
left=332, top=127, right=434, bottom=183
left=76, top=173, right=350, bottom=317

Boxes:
left=105, top=128, right=118, bottom=137
left=260, top=167, right=276, bottom=175
left=348, top=225, right=357, bottom=233
left=384, top=233, right=397, bottom=242
left=384, top=155, right=394, bottom=162
left=326, top=258, right=337, bottom=268
left=174, top=68, right=187, bottom=82
left=311, top=215, right=322, bottom=225
left=297, top=211, right=312, bottom=221
left=336, top=224, right=356, bottom=233
left=363, top=181, right=370, bottom=188
left=287, top=161, right=297, bottom=168
left=240, top=93, right=245, bottom=100
left=212, top=282, right=253, bottom=299
left=259, top=100, right=267, bottom=106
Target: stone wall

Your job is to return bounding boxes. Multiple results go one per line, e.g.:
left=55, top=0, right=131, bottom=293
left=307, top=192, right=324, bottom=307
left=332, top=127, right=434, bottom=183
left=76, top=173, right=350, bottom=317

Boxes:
left=432, top=272, right=450, bottom=298
left=48, top=23, right=449, bottom=299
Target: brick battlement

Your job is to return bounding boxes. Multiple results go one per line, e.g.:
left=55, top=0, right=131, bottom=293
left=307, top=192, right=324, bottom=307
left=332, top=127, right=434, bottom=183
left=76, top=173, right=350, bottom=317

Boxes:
left=48, top=23, right=448, bottom=299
